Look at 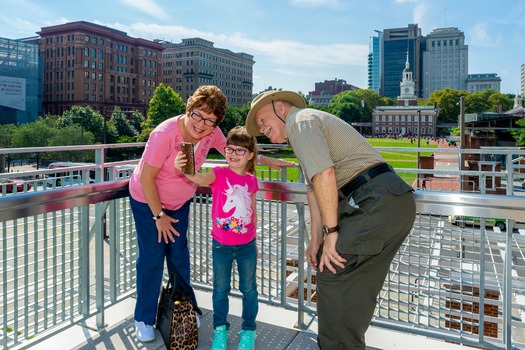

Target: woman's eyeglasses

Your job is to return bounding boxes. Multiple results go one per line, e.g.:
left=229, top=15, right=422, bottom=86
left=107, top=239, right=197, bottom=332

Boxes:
left=190, top=111, right=217, bottom=127
left=224, top=147, right=248, bottom=156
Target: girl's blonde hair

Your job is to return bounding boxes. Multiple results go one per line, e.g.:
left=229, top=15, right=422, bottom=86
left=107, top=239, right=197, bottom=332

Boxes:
left=226, top=126, right=258, bottom=174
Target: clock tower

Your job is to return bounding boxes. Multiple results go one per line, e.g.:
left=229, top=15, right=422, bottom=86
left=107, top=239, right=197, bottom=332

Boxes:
left=398, top=51, right=417, bottom=106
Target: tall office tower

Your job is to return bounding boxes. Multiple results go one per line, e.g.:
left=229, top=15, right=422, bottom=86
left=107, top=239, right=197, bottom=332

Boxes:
left=0, top=37, right=41, bottom=124
left=422, top=27, right=468, bottom=98
left=381, top=24, right=423, bottom=99
left=367, top=30, right=382, bottom=94
left=518, top=63, right=525, bottom=96
left=161, top=38, right=254, bottom=107
left=34, top=21, right=163, bottom=117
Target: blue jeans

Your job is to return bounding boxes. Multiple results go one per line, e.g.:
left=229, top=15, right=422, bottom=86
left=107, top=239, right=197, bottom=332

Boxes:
left=212, top=238, right=258, bottom=331
left=130, top=195, right=196, bottom=325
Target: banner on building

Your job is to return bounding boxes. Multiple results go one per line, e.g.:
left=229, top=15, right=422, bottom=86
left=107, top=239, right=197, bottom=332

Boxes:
left=0, top=76, right=26, bottom=111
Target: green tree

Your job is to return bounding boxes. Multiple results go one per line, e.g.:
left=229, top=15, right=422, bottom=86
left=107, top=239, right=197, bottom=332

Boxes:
left=220, top=105, right=248, bottom=135
left=111, top=107, right=138, bottom=141
left=427, top=88, right=468, bottom=124
left=465, top=89, right=494, bottom=114
left=143, top=84, right=185, bottom=131
left=130, top=110, right=145, bottom=134
left=62, top=106, right=107, bottom=143
left=511, top=118, right=525, bottom=146
left=356, top=89, right=386, bottom=122
left=329, top=90, right=365, bottom=123
left=488, top=92, right=514, bottom=112
left=0, top=124, right=17, bottom=172
left=11, top=118, right=57, bottom=148
left=0, top=124, right=17, bottom=147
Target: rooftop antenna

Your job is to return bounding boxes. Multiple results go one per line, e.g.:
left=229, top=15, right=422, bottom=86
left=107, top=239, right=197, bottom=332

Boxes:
left=444, top=7, right=447, bottom=27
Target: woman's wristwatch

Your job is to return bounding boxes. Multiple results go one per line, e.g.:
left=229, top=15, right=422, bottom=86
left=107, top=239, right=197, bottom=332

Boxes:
left=152, top=208, right=166, bottom=221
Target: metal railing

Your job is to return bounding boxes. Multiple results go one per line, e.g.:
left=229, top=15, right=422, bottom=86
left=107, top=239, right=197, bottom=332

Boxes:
left=1, top=143, right=525, bottom=350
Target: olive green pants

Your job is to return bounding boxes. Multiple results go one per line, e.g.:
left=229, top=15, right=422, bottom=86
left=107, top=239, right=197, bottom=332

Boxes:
left=316, top=172, right=416, bottom=350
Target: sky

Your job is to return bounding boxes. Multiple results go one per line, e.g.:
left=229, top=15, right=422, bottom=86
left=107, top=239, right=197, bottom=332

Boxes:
left=0, top=0, right=524, bottom=95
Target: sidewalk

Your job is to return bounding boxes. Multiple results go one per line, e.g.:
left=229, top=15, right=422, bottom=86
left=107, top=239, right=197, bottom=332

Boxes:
left=24, top=290, right=323, bottom=350
left=418, top=140, right=460, bottom=191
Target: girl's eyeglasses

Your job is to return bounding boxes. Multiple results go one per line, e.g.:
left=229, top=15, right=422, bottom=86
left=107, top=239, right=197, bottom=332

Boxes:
left=224, top=146, right=248, bottom=156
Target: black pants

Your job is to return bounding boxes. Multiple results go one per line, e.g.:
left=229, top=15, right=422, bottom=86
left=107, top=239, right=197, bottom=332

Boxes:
left=316, top=171, right=415, bottom=350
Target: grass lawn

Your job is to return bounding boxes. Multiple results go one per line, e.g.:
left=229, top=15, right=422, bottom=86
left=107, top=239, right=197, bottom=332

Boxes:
left=252, top=138, right=438, bottom=185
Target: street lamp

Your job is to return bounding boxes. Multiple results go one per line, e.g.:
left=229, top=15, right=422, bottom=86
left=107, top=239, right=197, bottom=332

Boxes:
left=459, top=96, right=465, bottom=192
left=417, top=109, right=421, bottom=169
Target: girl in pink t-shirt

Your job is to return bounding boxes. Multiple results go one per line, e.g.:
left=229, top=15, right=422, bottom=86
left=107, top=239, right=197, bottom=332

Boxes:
left=175, top=126, right=259, bottom=350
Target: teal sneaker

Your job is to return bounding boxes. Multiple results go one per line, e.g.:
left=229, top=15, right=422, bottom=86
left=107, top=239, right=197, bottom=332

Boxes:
left=238, top=329, right=256, bottom=350
left=212, top=325, right=228, bottom=350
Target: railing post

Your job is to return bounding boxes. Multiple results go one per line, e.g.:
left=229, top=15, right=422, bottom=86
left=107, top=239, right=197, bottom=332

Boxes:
left=503, top=222, right=514, bottom=349
left=80, top=205, right=90, bottom=317
left=295, top=202, right=308, bottom=330
left=95, top=202, right=106, bottom=328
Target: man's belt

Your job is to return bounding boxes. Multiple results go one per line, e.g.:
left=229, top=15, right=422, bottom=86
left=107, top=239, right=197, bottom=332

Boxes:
left=339, top=163, right=393, bottom=199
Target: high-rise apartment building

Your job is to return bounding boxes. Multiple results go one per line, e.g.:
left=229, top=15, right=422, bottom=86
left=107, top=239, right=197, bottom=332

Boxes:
left=33, top=21, right=164, bottom=117
left=367, top=30, right=382, bottom=94
left=519, top=64, right=525, bottom=96
left=0, top=37, right=41, bottom=124
left=161, top=38, right=254, bottom=107
left=422, top=27, right=468, bottom=98
left=466, top=73, right=501, bottom=93
left=381, top=24, right=423, bottom=99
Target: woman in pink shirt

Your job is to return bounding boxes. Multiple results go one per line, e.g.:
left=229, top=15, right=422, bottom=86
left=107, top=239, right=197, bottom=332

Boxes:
left=129, top=86, right=291, bottom=343
left=175, top=126, right=259, bottom=350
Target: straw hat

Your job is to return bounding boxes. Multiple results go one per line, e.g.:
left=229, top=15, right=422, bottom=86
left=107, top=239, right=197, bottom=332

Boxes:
left=245, top=90, right=306, bottom=136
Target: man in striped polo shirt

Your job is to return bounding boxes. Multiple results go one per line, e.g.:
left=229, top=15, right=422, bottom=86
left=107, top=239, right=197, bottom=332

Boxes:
left=245, top=90, right=416, bottom=350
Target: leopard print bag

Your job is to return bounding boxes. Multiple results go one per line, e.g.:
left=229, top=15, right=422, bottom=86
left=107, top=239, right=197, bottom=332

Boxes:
left=156, top=274, right=199, bottom=350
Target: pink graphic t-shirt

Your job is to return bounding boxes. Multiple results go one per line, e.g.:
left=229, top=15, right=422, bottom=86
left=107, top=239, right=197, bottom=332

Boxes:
left=210, top=167, right=259, bottom=246
left=129, top=115, right=226, bottom=210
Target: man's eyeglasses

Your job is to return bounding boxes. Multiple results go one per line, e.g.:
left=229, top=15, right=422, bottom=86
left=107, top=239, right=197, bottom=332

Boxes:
left=224, top=146, right=248, bottom=156
left=190, top=111, right=217, bottom=127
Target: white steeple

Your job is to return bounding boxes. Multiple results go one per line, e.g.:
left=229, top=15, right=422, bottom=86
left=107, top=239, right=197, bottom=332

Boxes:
left=399, top=50, right=416, bottom=104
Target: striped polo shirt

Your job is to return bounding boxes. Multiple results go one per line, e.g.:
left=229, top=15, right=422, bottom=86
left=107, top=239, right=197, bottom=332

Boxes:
left=285, top=107, right=385, bottom=190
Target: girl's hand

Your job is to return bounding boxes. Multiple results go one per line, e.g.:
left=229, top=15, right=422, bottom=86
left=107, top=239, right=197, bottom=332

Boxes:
left=260, top=156, right=295, bottom=171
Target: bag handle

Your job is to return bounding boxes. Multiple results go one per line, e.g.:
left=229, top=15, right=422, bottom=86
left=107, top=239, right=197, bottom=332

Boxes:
left=166, top=273, right=202, bottom=315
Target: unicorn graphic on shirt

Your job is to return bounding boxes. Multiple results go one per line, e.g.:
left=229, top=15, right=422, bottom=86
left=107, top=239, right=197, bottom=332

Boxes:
left=216, top=178, right=253, bottom=234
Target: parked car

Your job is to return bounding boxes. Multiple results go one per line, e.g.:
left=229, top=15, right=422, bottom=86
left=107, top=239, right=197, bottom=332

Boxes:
left=448, top=215, right=506, bottom=231
left=2, top=179, right=33, bottom=193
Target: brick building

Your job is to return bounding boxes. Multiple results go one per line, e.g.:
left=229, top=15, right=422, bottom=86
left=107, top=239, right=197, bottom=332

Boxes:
left=161, top=38, right=254, bottom=107
left=31, top=21, right=164, bottom=118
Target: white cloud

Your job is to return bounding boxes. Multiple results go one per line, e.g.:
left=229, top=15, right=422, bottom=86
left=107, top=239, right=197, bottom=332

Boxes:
left=470, top=22, right=499, bottom=47
left=116, top=0, right=170, bottom=21
left=289, top=0, right=342, bottom=8
left=111, top=21, right=368, bottom=68
left=413, top=1, right=426, bottom=25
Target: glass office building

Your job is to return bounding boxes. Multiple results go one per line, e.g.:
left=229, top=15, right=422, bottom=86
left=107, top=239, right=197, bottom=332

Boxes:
left=0, top=37, right=41, bottom=124
left=368, top=31, right=382, bottom=94
left=381, top=24, right=423, bottom=100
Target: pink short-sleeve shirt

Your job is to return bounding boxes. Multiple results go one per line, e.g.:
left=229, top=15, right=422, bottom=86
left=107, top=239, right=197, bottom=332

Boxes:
left=129, top=115, right=226, bottom=210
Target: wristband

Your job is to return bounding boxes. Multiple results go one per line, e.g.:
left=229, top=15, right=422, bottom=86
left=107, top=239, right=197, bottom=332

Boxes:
left=152, top=208, right=165, bottom=221
left=257, top=154, right=262, bottom=165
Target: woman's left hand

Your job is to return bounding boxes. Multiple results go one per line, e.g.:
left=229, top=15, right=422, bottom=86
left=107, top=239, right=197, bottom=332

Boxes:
left=155, top=214, right=180, bottom=243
